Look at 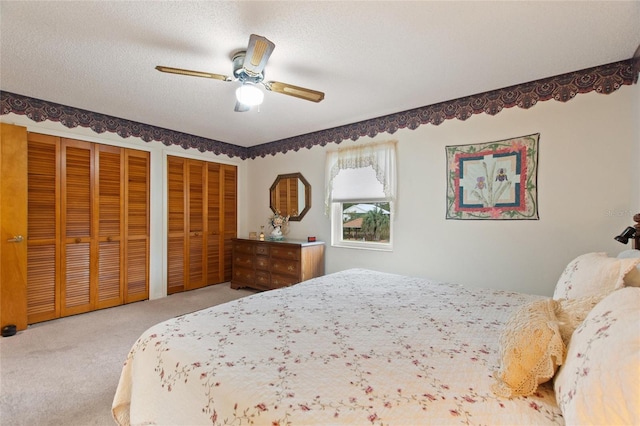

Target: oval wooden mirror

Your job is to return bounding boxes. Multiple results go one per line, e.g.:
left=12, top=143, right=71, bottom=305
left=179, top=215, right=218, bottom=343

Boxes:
left=269, top=173, right=311, bottom=221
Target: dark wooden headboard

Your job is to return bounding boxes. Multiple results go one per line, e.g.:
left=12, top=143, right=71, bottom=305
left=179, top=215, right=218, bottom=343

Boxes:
left=634, top=213, right=640, bottom=250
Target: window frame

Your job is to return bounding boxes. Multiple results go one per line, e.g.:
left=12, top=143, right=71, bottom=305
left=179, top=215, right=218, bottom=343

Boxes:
left=330, top=201, right=394, bottom=251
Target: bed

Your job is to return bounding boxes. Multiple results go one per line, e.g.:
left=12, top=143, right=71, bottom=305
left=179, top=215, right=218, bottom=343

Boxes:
left=113, top=254, right=640, bottom=425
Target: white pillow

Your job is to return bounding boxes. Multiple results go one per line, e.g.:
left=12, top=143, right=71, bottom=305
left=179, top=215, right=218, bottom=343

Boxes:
left=554, top=287, right=640, bottom=425
left=617, top=249, right=640, bottom=287
left=553, top=252, right=640, bottom=299
left=616, top=249, right=640, bottom=259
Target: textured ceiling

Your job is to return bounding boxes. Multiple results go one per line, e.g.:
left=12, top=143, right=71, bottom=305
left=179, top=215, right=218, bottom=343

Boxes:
left=1, top=1, right=639, bottom=148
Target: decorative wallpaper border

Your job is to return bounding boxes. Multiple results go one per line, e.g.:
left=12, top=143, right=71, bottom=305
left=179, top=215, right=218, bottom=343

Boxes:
left=1, top=58, right=638, bottom=160
left=250, top=58, right=638, bottom=159
left=0, top=93, right=249, bottom=159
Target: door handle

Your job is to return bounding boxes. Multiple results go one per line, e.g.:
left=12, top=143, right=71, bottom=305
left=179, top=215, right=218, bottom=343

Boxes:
left=7, top=235, right=24, bottom=243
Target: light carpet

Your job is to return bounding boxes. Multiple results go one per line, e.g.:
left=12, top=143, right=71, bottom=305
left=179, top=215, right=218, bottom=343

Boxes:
left=0, top=283, right=255, bottom=426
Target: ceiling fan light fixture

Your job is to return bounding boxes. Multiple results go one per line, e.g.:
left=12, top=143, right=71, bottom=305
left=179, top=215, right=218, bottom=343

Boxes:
left=235, top=83, right=264, bottom=106
left=156, top=34, right=323, bottom=111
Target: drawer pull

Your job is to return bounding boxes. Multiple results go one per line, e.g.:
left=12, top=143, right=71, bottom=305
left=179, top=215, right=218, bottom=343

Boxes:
left=287, top=265, right=295, bottom=271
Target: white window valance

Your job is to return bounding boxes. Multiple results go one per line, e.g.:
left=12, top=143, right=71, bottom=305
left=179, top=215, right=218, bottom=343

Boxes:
left=324, top=140, right=397, bottom=214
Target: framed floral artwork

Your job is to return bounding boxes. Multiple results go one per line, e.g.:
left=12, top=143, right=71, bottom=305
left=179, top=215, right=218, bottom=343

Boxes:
left=446, top=133, right=539, bottom=220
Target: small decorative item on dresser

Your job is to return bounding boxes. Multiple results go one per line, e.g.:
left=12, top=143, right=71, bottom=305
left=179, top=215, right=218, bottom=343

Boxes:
left=249, top=231, right=258, bottom=240
left=307, top=236, right=316, bottom=242
left=259, top=226, right=265, bottom=241
left=267, top=211, right=289, bottom=241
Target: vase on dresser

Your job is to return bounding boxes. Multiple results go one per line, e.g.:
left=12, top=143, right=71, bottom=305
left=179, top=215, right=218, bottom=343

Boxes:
left=269, top=226, right=284, bottom=241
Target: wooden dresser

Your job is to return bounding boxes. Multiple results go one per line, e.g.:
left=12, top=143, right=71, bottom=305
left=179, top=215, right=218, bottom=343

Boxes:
left=231, top=238, right=325, bottom=290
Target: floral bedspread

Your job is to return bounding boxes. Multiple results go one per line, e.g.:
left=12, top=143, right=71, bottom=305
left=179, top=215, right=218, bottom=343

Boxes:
left=112, top=269, right=563, bottom=425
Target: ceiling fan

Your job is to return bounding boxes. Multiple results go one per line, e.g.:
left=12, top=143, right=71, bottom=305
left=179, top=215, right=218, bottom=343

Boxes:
left=156, top=34, right=325, bottom=112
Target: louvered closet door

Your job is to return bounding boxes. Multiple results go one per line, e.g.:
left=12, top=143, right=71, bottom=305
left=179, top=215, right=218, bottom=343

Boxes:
left=206, top=162, right=223, bottom=285
left=26, top=133, right=61, bottom=323
left=222, top=165, right=237, bottom=281
left=167, top=157, right=236, bottom=293
left=167, top=156, right=186, bottom=294
left=187, top=161, right=206, bottom=290
left=24, top=134, right=150, bottom=323
left=287, top=178, right=298, bottom=215
left=96, top=145, right=123, bottom=309
left=61, top=139, right=94, bottom=316
left=276, top=177, right=298, bottom=215
left=124, top=150, right=149, bottom=302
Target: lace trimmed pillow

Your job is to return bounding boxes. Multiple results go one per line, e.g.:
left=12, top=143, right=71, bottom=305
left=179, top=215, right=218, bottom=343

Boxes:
left=492, top=298, right=565, bottom=398
left=554, top=294, right=605, bottom=344
left=553, top=252, right=640, bottom=300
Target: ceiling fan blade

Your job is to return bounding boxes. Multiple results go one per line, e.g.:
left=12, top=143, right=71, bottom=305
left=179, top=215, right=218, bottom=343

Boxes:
left=234, top=101, right=250, bottom=112
left=242, top=34, right=275, bottom=76
left=155, top=65, right=231, bottom=81
left=266, top=81, right=325, bottom=103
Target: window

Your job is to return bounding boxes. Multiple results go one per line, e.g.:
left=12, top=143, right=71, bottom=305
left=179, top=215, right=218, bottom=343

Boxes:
left=325, top=141, right=397, bottom=250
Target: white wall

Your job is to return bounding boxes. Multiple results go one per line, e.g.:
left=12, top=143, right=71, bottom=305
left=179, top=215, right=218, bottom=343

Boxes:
left=245, top=85, right=640, bottom=296
left=0, top=114, right=247, bottom=300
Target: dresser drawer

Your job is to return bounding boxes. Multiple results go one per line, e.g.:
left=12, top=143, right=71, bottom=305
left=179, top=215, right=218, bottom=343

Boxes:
left=255, top=244, right=270, bottom=256
left=255, top=255, right=269, bottom=270
left=233, top=243, right=254, bottom=255
left=255, top=271, right=271, bottom=288
left=270, top=258, right=299, bottom=277
left=271, top=245, right=300, bottom=260
left=270, top=273, right=298, bottom=288
left=232, top=267, right=254, bottom=285
left=233, top=253, right=254, bottom=268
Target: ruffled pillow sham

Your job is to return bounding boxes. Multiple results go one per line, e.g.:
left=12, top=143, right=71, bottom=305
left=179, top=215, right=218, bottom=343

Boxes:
left=552, top=252, right=640, bottom=300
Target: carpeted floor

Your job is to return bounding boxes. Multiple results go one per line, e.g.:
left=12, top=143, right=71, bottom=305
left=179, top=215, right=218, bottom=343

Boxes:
left=0, top=283, right=255, bottom=426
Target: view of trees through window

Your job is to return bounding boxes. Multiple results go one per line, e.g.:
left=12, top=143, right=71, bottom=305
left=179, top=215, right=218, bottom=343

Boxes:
left=341, top=202, right=391, bottom=242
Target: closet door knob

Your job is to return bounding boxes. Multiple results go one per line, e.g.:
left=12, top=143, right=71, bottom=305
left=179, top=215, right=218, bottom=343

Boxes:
left=7, top=235, right=23, bottom=243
